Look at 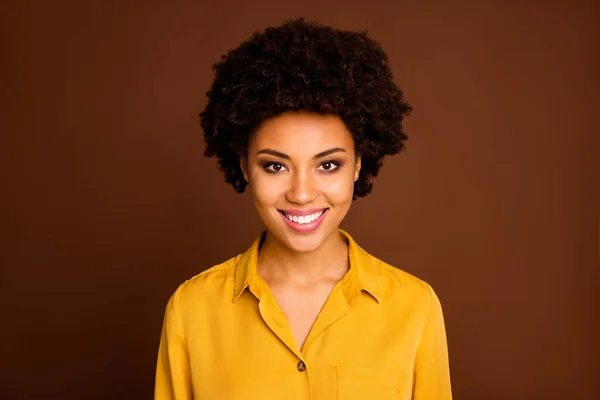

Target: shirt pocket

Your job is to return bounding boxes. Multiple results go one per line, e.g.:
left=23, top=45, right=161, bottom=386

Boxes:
left=335, top=366, right=406, bottom=400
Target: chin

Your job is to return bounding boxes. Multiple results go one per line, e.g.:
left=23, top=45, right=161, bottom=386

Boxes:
left=283, top=233, right=327, bottom=253
left=267, top=226, right=332, bottom=254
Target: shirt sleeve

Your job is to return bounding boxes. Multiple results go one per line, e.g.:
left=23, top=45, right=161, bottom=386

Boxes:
left=155, top=286, right=193, bottom=400
left=412, top=284, right=453, bottom=400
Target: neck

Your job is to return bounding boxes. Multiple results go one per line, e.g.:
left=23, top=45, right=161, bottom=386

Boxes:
left=257, top=230, right=349, bottom=285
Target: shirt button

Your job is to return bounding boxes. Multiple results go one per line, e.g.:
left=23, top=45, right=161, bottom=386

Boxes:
left=297, top=361, right=306, bottom=372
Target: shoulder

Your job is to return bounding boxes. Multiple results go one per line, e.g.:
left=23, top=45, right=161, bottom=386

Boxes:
left=167, top=254, right=240, bottom=308
left=345, top=229, right=438, bottom=308
left=367, top=252, right=439, bottom=309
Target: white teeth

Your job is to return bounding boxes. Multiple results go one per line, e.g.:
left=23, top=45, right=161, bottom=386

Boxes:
left=285, top=210, right=325, bottom=224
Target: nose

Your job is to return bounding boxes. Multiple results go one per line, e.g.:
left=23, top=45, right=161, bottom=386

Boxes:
left=285, top=170, right=317, bottom=205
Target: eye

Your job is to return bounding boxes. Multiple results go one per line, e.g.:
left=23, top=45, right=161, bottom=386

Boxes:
left=263, top=162, right=288, bottom=173
left=317, top=161, right=341, bottom=172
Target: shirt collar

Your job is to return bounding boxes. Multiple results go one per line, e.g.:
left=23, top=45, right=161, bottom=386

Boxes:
left=233, top=229, right=381, bottom=304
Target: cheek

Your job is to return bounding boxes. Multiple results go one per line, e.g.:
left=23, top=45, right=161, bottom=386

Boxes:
left=321, top=172, right=355, bottom=204
left=249, top=173, right=284, bottom=206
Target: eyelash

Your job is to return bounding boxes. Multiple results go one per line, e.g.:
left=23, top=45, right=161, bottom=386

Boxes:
left=262, top=160, right=342, bottom=174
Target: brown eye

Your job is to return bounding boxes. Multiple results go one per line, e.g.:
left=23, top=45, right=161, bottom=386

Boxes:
left=317, top=161, right=341, bottom=172
left=263, top=162, right=288, bottom=173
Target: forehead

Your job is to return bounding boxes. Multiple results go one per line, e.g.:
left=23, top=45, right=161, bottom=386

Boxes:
left=250, top=111, right=354, bottom=152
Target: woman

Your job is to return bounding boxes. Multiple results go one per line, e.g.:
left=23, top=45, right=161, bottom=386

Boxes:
left=155, top=18, right=452, bottom=400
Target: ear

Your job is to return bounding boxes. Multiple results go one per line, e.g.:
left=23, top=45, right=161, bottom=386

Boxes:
left=240, top=157, right=250, bottom=183
left=354, top=155, right=362, bottom=182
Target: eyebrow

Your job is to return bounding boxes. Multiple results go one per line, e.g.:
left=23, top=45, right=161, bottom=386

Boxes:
left=256, top=147, right=346, bottom=160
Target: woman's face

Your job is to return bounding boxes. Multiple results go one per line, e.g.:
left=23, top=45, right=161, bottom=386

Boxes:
left=242, top=111, right=361, bottom=253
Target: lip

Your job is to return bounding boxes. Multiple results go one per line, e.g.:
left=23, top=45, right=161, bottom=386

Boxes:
left=278, top=208, right=328, bottom=233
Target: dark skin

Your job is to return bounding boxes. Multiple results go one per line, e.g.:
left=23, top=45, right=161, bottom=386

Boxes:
left=241, top=111, right=361, bottom=350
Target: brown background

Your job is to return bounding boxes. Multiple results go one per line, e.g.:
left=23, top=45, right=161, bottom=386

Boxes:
left=1, top=0, right=599, bottom=399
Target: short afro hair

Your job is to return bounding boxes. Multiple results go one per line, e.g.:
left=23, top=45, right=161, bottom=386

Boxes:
left=200, top=17, right=412, bottom=199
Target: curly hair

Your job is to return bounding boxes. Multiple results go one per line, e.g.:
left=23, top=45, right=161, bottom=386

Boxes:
left=200, top=17, right=412, bottom=199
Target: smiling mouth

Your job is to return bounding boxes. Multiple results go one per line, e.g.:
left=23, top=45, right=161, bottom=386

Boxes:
left=278, top=208, right=329, bottom=225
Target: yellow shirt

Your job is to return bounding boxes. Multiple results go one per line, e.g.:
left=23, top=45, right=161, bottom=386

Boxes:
left=155, top=230, right=452, bottom=399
